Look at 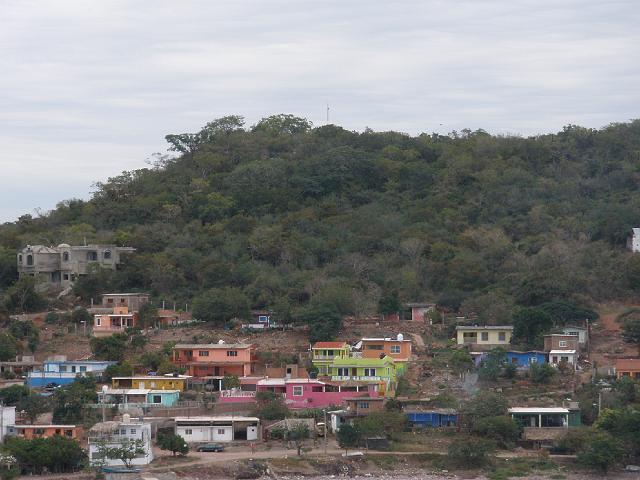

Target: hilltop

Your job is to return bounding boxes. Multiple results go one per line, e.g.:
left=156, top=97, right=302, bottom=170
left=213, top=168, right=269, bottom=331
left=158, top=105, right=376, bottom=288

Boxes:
left=1, top=115, right=640, bottom=330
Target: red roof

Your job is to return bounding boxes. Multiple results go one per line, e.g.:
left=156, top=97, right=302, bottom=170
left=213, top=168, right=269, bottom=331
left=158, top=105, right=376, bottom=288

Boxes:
left=616, top=358, right=640, bottom=371
left=313, top=341, right=347, bottom=349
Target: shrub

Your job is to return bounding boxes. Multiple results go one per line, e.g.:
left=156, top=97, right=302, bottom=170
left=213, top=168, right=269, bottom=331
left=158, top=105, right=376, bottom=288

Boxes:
left=447, top=438, right=494, bottom=467
left=529, top=362, right=555, bottom=384
left=576, top=432, right=623, bottom=473
left=472, top=416, right=520, bottom=449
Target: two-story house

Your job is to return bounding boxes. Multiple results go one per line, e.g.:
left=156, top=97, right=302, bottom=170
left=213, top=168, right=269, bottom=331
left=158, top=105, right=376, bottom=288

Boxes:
left=88, top=415, right=153, bottom=466
left=311, top=342, right=350, bottom=376
left=27, top=357, right=116, bottom=387
left=93, top=307, right=137, bottom=337
left=17, top=244, right=135, bottom=291
left=359, top=334, right=412, bottom=374
left=171, top=342, right=256, bottom=379
left=543, top=334, right=579, bottom=368
left=99, top=388, right=180, bottom=408
left=455, top=325, right=513, bottom=347
left=101, top=293, right=150, bottom=312
left=328, top=356, right=397, bottom=396
left=14, top=425, right=80, bottom=440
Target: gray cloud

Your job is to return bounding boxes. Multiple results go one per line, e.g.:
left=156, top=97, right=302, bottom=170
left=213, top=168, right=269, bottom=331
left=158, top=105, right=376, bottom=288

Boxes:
left=0, top=0, right=638, bottom=221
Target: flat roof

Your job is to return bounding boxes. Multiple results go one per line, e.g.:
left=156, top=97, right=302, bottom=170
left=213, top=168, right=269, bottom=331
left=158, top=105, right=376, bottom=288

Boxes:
left=509, top=407, right=569, bottom=414
left=549, top=350, right=576, bottom=354
left=16, top=424, right=77, bottom=428
left=361, top=338, right=412, bottom=343
left=345, top=396, right=385, bottom=401
left=312, top=342, right=348, bottom=348
left=174, top=343, right=253, bottom=349
left=456, top=325, right=514, bottom=331
left=103, top=293, right=150, bottom=296
left=174, top=416, right=259, bottom=422
left=257, top=379, right=286, bottom=386
left=112, top=375, right=189, bottom=380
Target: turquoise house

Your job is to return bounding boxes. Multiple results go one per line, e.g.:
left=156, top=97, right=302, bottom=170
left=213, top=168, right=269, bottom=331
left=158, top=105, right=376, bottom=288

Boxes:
left=146, top=389, right=180, bottom=407
left=99, top=388, right=180, bottom=407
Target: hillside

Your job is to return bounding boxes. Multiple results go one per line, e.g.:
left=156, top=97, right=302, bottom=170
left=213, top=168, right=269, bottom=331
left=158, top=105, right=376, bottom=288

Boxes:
left=2, top=115, right=640, bottom=329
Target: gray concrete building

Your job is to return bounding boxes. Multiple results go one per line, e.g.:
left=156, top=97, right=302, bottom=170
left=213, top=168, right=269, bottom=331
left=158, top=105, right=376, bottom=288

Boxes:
left=17, top=244, right=135, bottom=291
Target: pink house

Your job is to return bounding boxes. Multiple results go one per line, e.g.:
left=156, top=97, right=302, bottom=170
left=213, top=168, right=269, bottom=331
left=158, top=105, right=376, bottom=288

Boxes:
left=93, top=306, right=137, bottom=337
left=283, top=379, right=378, bottom=409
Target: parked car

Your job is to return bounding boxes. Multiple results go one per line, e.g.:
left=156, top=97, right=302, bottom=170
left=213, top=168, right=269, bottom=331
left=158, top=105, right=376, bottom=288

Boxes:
left=196, top=443, right=225, bottom=452
left=44, top=382, right=60, bottom=391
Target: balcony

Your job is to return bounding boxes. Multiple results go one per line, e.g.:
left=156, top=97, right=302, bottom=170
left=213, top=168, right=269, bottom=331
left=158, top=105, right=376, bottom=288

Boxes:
left=313, top=355, right=337, bottom=360
left=331, top=375, right=382, bottom=382
left=219, top=390, right=256, bottom=398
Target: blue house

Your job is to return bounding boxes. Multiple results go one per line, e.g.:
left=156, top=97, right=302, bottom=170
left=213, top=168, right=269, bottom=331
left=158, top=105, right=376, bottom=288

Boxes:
left=99, top=388, right=180, bottom=408
left=27, top=358, right=116, bottom=388
left=405, top=409, right=457, bottom=428
left=505, top=351, right=546, bottom=368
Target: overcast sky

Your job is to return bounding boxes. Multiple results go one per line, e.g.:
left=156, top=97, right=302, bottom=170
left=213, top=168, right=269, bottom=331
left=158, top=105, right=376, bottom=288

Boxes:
left=1, top=0, right=638, bottom=222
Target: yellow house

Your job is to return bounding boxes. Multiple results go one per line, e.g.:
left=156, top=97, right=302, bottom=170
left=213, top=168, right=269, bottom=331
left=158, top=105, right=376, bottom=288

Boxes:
left=455, top=326, right=513, bottom=346
left=111, top=375, right=188, bottom=391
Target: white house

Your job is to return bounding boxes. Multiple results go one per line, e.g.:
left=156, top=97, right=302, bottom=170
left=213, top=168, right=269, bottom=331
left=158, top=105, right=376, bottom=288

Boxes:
left=27, top=356, right=116, bottom=388
left=0, top=406, right=16, bottom=442
left=88, top=415, right=153, bottom=466
left=175, top=416, right=260, bottom=443
left=561, top=326, right=589, bottom=347
left=549, top=350, right=577, bottom=369
left=629, top=228, right=640, bottom=253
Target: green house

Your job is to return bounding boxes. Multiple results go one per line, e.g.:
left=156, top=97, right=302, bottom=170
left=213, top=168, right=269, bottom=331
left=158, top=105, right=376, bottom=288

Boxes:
left=311, top=341, right=351, bottom=375
left=328, top=355, right=398, bottom=396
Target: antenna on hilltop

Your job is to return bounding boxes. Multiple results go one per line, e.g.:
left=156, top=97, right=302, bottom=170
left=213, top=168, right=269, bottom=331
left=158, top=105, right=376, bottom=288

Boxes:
left=326, top=103, right=330, bottom=124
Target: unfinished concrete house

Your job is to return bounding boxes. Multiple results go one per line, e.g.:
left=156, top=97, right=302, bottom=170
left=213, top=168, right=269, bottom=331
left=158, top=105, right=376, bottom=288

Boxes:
left=17, top=244, right=135, bottom=291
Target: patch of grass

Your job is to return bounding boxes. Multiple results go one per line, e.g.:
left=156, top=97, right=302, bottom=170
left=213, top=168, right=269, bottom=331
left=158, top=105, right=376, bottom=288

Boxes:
left=550, top=475, right=566, bottom=480
left=366, top=454, right=397, bottom=469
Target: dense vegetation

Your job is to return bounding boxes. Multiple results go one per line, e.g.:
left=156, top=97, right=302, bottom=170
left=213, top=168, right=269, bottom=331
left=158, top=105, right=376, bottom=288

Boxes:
left=1, top=115, right=640, bottom=333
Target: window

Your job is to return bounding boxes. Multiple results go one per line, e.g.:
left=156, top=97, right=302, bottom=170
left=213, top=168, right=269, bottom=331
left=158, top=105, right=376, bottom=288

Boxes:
left=293, top=386, right=303, bottom=396
left=34, top=428, right=44, bottom=435
left=559, top=341, right=567, bottom=347
left=18, top=254, right=22, bottom=263
left=568, top=331, right=579, bottom=336
left=26, top=255, right=33, bottom=266
left=367, top=345, right=383, bottom=350
left=217, top=429, right=226, bottom=435
left=326, top=350, right=334, bottom=356
left=481, top=332, right=489, bottom=341
left=337, top=368, right=349, bottom=376
left=59, top=366, right=67, bottom=372
left=63, top=274, right=69, bottom=280
left=258, top=315, right=268, bottom=323
left=185, top=429, right=193, bottom=435
left=529, top=357, right=538, bottom=364
left=65, top=430, right=73, bottom=437
left=498, top=332, right=506, bottom=341
left=364, top=368, right=376, bottom=376
left=55, top=429, right=61, bottom=435
left=552, top=356, right=558, bottom=363
left=107, top=298, right=114, bottom=304
left=87, top=251, right=98, bottom=261
left=62, top=252, right=69, bottom=261
left=120, top=429, right=126, bottom=435
left=130, top=429, right=137, bottom=435
left=227, top=351, right=238, bottom=357
left=560, top=356, right=569, bottom=363
left=198, top=351, right=209, bottom=357
left=319, top=367, right=327, bottom=374
left=79, top=366, right=86, bottom=372
left=152, top=395, right=162, bottom=404
left=390, top=345, right=401, bottom=354
left=358, top=402, right=369, bottom=409
left=96, top=318, right=101, bottom=326
left=104, top=250, right=111, bottom=260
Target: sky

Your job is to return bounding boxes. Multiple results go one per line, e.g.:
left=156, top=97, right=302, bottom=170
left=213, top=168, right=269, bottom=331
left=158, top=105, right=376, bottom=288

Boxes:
left=1, top=0, right=639, bottom=222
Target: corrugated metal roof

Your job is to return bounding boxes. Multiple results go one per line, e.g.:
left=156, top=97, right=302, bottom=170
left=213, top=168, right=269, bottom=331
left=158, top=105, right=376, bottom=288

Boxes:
left=509, top=407, right=569, bottom=413
left=313, top=342, right=348, bottom=348
left=173, top=343, right=253, bottom=349
left=615, top=358, right=640, bottom=370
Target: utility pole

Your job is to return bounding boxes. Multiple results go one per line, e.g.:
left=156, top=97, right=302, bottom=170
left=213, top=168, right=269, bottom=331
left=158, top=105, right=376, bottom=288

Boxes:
left=324, top=409, right=327, bottom=455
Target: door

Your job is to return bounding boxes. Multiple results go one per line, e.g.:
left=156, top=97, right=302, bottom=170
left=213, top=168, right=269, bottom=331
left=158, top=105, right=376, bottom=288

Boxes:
left=247, top=426, right=258, bottom=441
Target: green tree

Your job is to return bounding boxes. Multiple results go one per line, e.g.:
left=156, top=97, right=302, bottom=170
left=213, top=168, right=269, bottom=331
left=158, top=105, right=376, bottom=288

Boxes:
left=478, top=348, right=506, bottom=382
left=130, top=333, right=148, bottom=350
left=512, top=307, right=552, bottom=347
left=472, top=416, right=520, bottom=449
left=4, top=436, right=86, bottom=474
left=378, top=290, right=400, bottom=315
left=461, top=390, right=509, bottom=430
left=529, top=362, right=556, bottom=384
left=18, top=395, right=50, bottom=424
left=4, top=277, right=46, bottom=314
left=0, top=385, right=30, bottom=406
left=90, top=333, right=128, bottom=361
left=288, top=423, right=310, bottom=456
left=52, top=377, right=98, bottom=424
left=223, top=374, right=240, bottom=389
left=0, top=334, right=18, bottom=362
left=70, top=307, right=91, bottom=324
left=137, top=303, right=158, bottom=328
left=336, top=424, right=360, bottom=454
left=96, top=439, right=146, bottom=469
left=298, top=303, right=342, bottom=343
left=103, top=362, right=134, bottom=382
left=192, top=287, right=250, bottom=325
left=157, top=433, right=189, bottom=456
left=355, top=411, right=406, bottom=442
left=447, top=438, right=493, bottom=467
left=253, top=392, right=290, bottom=420
left=576, top=432, right=623, bottom=473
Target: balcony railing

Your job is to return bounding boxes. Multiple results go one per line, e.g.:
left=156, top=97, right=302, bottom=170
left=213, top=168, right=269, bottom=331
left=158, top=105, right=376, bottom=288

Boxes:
left=331, top=375, right=382, bottom=382
left=219, top=390, right=256, bottom=398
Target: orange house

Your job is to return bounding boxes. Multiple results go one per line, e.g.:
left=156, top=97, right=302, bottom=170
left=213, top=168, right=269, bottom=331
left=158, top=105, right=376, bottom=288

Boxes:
left=616, top=358, right=640, bottom=379
left=171, top=343, right=256, bottom=377
left=15, top=425, right=80, bottom=440
left=93, top=306, right=137, bottom=337
left=360, top=335, right=412, bottom=373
